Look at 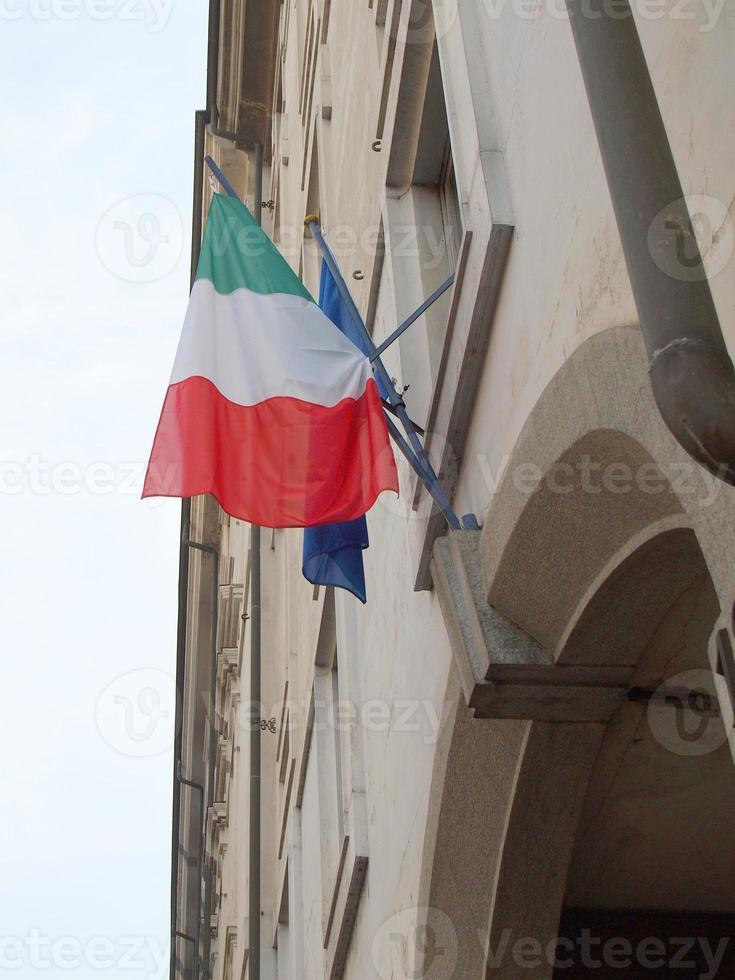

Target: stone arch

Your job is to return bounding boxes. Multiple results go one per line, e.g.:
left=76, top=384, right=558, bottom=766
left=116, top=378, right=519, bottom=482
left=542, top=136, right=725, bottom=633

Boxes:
left=479, top=525, right=732, bottom=980
left=479, top=325, right=734, bottom=622
left=414, top=324, right=735, bottom=978
left=484, top=427, right=685, bottom=655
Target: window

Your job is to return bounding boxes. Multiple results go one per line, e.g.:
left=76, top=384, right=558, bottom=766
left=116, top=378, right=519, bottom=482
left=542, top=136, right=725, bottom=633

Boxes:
left=302, top=127, right=321, bottom=297
left=223, top=927, right=236, bottom=980
left=276, top=921, right=290, bottom=979
left=384, top=30, right=462, bottom=430
left=375, top=0, right=402, bottom=137
left=313, top=649, right=344, bottom=936
left=292, top=589, right=370, bottom=975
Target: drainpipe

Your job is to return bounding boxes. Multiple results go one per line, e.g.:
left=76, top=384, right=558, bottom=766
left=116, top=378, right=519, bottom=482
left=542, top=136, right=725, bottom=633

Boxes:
left=170, top=103, right=208, bottom=980
left=205, top=141, right=264, bottom=980
left=170, top=488, right=191, bottom=980
left=171, top=4, right=226, bottom=979
left=176, top=765, right=205, bottom=980
left=249, top=140, right=264, bottom=980
left=206, top=0, right=221, bottom=130
left=202, top=2, right=265, bottom=975
left=566, top=0, right=735, bottom=486
left=183, top=537, right=220, bottom=850
left=185, top=536, right=219, bottom=980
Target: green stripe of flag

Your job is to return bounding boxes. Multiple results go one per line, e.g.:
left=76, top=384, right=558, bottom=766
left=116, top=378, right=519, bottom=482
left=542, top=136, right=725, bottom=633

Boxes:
left=195, top=193, right=314, bottom=300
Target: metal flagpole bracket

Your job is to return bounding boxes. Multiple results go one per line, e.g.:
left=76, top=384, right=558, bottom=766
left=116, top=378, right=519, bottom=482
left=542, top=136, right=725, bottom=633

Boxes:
left=371, top=273, right=455, bottom=361
left=305, top=218, right=474, bottom=533
left=197, top=175, right=474, bottom=536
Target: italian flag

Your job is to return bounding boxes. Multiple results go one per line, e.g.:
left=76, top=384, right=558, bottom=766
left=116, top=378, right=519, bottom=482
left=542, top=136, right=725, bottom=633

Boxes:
left=143, top=194, right=398, bottom=527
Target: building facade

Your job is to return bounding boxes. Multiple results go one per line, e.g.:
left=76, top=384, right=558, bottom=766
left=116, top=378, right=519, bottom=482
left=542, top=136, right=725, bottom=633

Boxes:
left=171, top=0, right=735, bottom=978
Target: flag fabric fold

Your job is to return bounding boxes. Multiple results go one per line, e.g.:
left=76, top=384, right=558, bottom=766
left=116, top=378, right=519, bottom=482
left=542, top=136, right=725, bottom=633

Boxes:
left=143, top=194, right=398, bottom=528
left=303, top=511, right=369, bottom=603
left=302, top=261, right=376, bottom=603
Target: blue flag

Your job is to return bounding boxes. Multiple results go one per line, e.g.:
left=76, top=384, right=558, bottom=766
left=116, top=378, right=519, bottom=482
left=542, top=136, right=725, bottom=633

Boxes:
left=302, top=260, right=379, bottom=603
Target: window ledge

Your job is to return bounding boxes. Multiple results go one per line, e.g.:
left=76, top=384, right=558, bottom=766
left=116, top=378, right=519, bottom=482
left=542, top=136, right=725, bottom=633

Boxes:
left=431, top=529, right=631, bottom=722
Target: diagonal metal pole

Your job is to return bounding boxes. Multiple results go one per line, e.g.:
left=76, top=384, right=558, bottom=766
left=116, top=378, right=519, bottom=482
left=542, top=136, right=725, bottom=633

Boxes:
left=371, top=273, right=455, bottom=361
left=201, top=170, right=464, bottom=533
left=306, top=218, right=463, bottom=531
left=383, top=415, right=462, bottom=522
left=204, top=155, right=239, bottom=201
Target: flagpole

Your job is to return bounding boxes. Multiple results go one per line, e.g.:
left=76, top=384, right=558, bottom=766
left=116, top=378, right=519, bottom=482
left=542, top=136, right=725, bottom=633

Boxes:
left=203, top=155, right=239, bottom=200
left=305, top=218, right=464, bottom=532
left=203, top=150, right=262, bottom=980
left=371, top=272, right=455, bottom=361
left=199, top=171, right=464, bottom=533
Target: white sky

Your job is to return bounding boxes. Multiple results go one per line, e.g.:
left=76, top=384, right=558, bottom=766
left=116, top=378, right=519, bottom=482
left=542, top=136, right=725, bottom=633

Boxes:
left=1, top=5, right=208, bottom=978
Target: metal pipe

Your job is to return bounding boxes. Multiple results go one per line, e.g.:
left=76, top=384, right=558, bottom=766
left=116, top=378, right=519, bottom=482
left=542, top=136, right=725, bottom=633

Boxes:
left=253, top=142, right=263, bottom=220
left=170, top=7, right=225, bottom=980
left=383, top=415, right=464, bottom=524
left=203, top=155, right=239, bottom=201
left=204, top=145, right=263, bottom=980
left=206, top=0, right=221, bottom=129
left=206, top=125, right=254, bottom=149
left=306, top=220, right=402, bottom=408
left=184, top=539, right=219, bottom=817
left=249, top=139, right=263, bottom=980
left=382, top=399, right=425, bottom=435
left=190, top=112, right=208, bottom=286
left=184, top=536, right=219, bottom=980
left=175, top=765, right=205, bottom=980
left=170, top=102, right=207, bottom=980
left=248, top=530, right=262, bottom=980
left=371, top=273, right=455, bottom=361
left=170, top=490, right=189, bottom=980
left=306, top=219, right=462, bottom=530
left=566, top=0, right=735, bottom=485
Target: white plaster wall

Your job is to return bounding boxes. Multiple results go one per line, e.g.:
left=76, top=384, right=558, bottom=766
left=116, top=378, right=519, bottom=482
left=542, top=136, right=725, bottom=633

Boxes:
left=206, top=2, right=735, bottom=977
left=300, top=748, right=325, bottom=978
left=456, top=1, right=735, bottom=523
left=335, top=511, right=457, bottom=979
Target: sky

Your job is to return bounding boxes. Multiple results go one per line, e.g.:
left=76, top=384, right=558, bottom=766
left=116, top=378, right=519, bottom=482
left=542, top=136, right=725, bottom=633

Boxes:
left=1, top=4, right=208, bottom=977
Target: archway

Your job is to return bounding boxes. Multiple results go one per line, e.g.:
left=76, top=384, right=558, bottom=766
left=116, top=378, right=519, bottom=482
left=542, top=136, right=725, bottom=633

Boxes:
left=552, top=529, right=735, bottom=978
left=414, top=326, right=735, bottom=979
